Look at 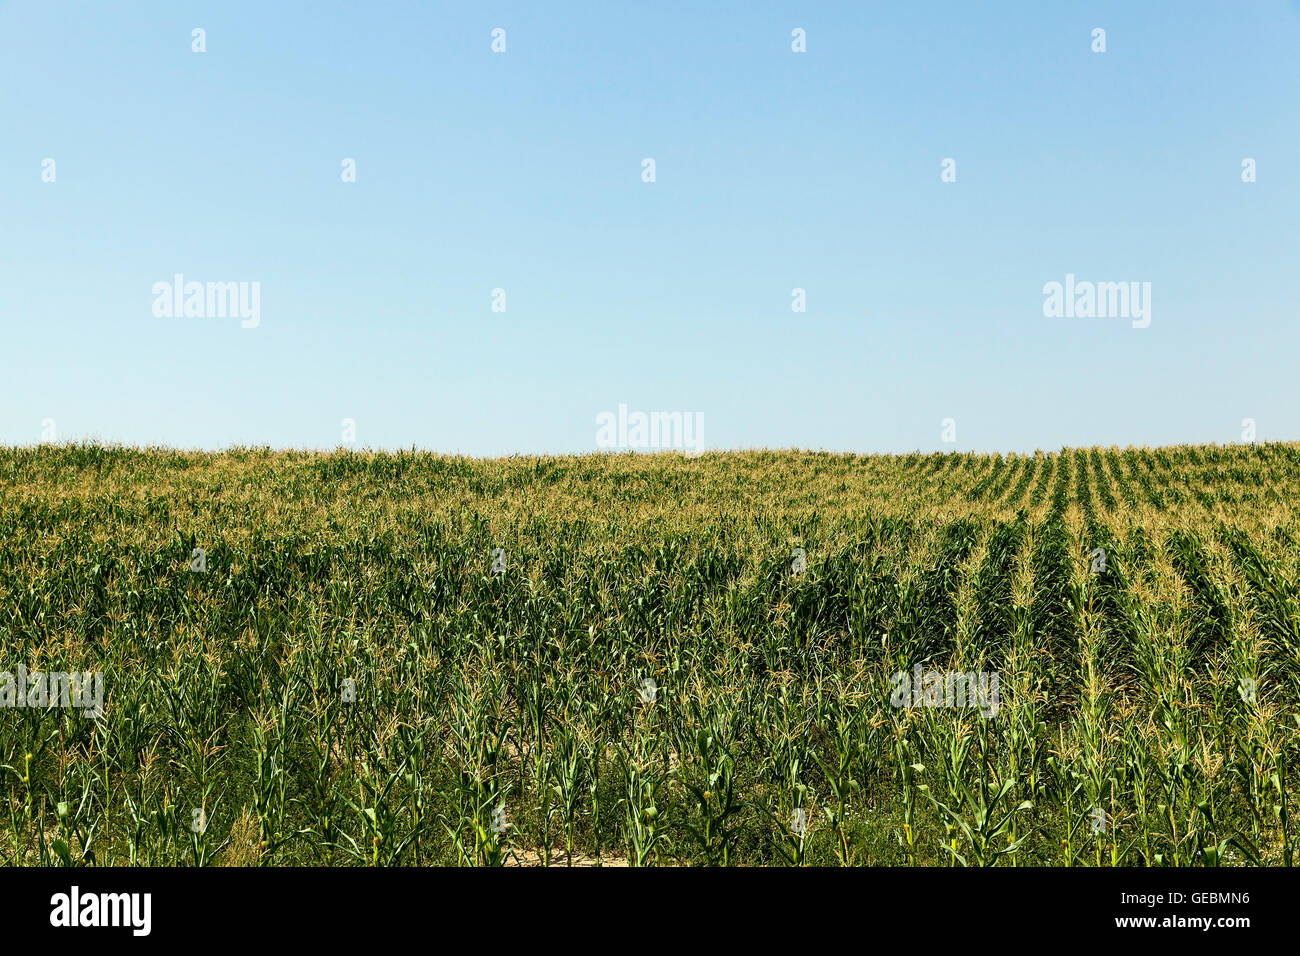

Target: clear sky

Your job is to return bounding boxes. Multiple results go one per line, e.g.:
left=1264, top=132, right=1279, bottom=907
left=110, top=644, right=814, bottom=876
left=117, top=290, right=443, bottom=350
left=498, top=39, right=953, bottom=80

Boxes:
left=3, top=1, right=1297, bottom=455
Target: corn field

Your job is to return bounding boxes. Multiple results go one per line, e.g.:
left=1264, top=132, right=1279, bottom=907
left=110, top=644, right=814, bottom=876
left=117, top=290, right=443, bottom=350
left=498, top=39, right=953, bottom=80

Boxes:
left=2, top=442, right=1297, bottom=866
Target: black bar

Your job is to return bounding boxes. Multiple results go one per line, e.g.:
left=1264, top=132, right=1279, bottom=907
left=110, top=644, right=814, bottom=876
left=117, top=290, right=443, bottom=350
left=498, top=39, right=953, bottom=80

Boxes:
left=3, top=866, right=1276, bottom=941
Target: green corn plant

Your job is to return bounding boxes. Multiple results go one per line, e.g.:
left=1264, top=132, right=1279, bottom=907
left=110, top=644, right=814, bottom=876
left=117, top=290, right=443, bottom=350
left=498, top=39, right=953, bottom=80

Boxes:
left=920, top=720, right=1033, bottom=867
left=616, top=728, right=666, bottom=868
left=550, top=726, right=586, bottom=866
left=814, top=700, right=862, bottom=866
left=679, top=696, right=745, bottom=867
left=250, top=708, right=289, bottom=864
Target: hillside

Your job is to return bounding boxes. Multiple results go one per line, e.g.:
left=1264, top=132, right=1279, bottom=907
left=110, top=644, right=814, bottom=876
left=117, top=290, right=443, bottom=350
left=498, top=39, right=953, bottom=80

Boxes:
left=1, top=443, right=1296, bottom=865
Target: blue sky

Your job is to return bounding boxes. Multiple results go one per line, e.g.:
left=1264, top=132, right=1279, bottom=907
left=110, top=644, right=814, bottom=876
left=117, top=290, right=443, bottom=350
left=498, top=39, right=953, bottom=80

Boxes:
left=2, top=1, right=1298, bottom=455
